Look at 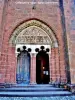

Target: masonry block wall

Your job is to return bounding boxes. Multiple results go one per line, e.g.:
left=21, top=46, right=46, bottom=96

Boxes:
left=0, top=0, right=71, bottom=83
left=63, top=0, right=75, bottom=84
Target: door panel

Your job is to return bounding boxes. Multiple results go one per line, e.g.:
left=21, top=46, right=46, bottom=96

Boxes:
left=16, top=52, right=30, bottom=84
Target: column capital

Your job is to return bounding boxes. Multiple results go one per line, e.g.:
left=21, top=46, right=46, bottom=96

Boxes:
left=30, top=53, right=37, bottom=57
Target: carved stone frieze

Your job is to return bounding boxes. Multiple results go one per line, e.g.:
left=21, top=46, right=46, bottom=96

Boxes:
left=16, top=26, right=51, bottom=44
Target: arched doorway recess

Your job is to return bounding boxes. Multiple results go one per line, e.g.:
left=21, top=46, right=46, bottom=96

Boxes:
left=9, top=19, right=59, bottom=84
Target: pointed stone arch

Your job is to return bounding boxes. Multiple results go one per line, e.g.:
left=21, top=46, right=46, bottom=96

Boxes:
left=9, top=19, right=58, bottom=48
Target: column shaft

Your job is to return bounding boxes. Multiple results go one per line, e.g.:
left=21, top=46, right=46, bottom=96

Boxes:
left=30, top=53, right=36, bottom=84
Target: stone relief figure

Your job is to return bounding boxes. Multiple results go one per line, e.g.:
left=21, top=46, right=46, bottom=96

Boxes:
left=16, top=26, right=50, bottom=44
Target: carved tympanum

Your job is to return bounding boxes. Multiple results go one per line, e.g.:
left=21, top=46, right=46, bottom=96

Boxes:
left=15, top=26, right=51, bottom=44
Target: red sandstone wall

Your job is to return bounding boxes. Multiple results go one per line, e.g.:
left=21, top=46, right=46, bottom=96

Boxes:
left=0, top=0, right=5, bottom=82
left=0, top=0, right=5, bottom=52
left=0, top=0, right=67, bottom=83
left=63, top=0, right=75, bottom=84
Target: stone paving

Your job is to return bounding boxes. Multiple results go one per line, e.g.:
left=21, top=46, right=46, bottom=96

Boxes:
left=0, top=96, right=75, bottom=100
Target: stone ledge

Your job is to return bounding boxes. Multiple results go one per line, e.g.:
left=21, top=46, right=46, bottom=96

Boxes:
left=0, top=83, right=16, bottom=88
left=52, top=82, right=75, bottom=93
left=66, top=84, right=75, bottom=93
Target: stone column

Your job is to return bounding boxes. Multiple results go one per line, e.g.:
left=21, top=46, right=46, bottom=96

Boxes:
left=30, top=53, right=36, bottom=84
left=49, top=53, right=51, bottom=83
left=50, top=48, right=56, bottom=82
left=54, top=48, right=60, bottom=82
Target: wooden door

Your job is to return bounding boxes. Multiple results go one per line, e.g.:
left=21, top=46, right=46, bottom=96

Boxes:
left=16, top=52, right=30, bottom=84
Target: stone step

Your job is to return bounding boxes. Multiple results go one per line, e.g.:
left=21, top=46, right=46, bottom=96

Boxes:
left=0, top=87, right=66, bottom=92
left=0, top=91, right=72, bottom=97
left=0, top=84, right=73, bottom=97
left=12, top=84, right=53, bottom=88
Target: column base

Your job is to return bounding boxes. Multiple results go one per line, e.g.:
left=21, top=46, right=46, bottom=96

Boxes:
left=30, top=82, right=37, bottom=85
left=49, top=82, right=52, bottom=84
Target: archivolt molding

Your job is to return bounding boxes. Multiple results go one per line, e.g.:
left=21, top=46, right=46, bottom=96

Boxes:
left=9, top=20, right=58, bottom=48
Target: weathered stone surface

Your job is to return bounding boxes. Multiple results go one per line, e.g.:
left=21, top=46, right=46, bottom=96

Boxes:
left=0, top=0, right=74, bottom=84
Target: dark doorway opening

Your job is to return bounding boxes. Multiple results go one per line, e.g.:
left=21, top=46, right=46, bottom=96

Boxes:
left=36, top=50, right=50, bottom=84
